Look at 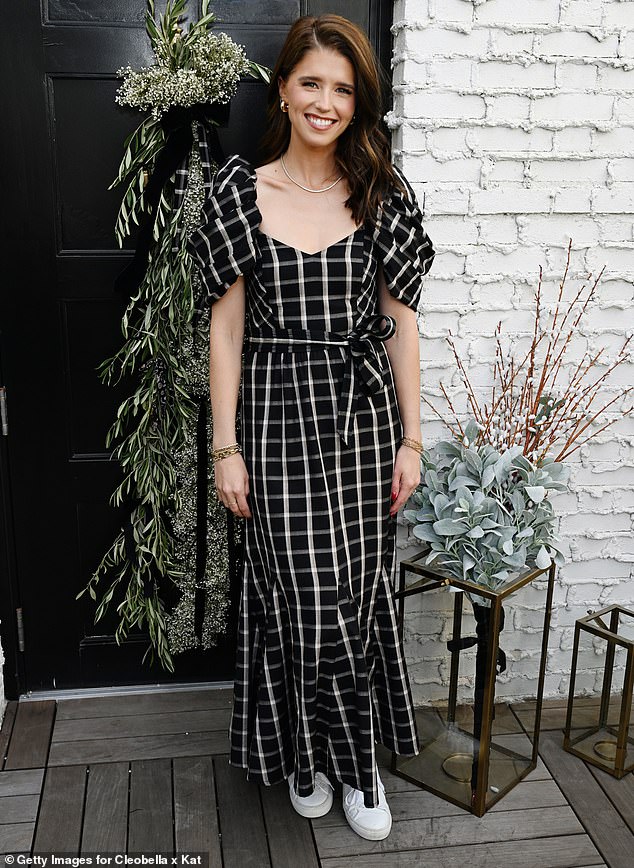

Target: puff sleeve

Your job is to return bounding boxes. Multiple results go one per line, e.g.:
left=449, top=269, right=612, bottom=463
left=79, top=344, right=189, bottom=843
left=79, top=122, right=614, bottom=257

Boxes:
left=186, top=154, right=261, bottom=305
left=372, top=164, right=435, bottom=311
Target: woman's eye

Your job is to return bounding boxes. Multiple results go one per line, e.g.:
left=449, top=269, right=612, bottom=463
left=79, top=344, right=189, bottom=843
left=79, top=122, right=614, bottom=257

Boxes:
left=337, top=88, right=353, bottom=95
left=303, top=81, right=317, bottom=88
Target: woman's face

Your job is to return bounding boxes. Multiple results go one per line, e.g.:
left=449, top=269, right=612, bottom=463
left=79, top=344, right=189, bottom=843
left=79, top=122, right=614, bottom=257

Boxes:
left=279, top=47, right=357, bottom=149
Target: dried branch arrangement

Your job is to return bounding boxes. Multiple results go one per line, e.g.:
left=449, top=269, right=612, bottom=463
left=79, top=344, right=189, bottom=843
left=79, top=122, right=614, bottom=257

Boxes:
left=424, top=240, right=633, bottom=463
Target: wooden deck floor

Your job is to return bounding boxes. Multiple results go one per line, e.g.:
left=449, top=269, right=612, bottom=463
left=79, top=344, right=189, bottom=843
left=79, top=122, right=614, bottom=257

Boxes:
left=0, top=688, right=632, bottom=866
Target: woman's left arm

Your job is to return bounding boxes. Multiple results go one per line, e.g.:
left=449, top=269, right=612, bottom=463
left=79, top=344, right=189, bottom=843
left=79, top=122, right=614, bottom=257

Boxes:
left=377, top=263, right=423, bottom=517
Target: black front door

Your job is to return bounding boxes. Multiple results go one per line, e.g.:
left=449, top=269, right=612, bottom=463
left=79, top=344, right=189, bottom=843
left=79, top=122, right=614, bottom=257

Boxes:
left=0, top=0, right=392, bottom=697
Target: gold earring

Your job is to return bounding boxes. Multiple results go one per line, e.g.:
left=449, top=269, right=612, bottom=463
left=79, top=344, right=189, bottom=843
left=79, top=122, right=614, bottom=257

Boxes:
left=280, top=98, right=289, bottom=113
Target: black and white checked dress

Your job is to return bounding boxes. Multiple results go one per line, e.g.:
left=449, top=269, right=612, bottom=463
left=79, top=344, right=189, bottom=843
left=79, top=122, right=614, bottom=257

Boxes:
left=188, top=154, right=435, bottom=808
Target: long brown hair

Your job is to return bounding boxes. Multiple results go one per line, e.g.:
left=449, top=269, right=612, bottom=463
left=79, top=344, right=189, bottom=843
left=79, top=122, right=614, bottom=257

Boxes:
left=257, top=14, right=405, bottom=226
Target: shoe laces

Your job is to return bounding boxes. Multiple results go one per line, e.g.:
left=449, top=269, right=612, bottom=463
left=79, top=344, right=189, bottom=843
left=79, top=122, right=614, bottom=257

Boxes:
left=344, top=771, right=385, bottom=809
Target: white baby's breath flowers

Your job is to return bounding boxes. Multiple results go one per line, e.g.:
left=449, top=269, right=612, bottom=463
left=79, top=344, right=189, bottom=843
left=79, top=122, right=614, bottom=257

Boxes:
left=116, top=31, right=250, bottom=120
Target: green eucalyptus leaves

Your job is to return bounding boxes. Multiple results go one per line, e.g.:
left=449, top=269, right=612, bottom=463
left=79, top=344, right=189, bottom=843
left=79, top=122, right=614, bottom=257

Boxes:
left=404, top=420, right=571, bottom=593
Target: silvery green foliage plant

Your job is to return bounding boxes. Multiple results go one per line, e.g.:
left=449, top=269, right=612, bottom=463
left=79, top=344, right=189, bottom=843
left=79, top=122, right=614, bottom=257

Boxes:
left=403, top=420, right=570, bottom=593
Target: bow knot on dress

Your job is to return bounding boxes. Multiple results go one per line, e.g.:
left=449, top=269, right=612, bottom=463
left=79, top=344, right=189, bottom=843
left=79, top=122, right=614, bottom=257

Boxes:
left=338, top=313, right=397, bottom=447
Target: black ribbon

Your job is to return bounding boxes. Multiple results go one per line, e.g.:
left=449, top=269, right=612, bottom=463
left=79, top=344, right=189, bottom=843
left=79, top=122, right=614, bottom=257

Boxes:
left=446, top=603, right=507, bottom=674
left=114, top=102, right=229, bottom=298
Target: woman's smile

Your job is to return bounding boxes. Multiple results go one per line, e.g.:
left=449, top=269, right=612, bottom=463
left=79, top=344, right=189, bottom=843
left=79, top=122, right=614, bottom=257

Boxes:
left=305, top=113, right=338, bottom=131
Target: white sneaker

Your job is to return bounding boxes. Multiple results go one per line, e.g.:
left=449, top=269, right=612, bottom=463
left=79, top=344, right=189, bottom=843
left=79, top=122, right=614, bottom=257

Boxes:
left=342, top=769, right=392, bottom=840
left=288, top=771, right=334, bottom=818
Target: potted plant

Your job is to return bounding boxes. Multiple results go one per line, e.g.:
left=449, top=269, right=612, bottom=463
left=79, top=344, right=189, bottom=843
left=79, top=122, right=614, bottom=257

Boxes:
left=405, top=243, right=632, bottom=598
left=394, top=243, right=632, bottom=813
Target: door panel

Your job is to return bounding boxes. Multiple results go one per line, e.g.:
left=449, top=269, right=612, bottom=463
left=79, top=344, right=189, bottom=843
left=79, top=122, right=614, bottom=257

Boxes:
left=0, top=0, right=392, bottom=696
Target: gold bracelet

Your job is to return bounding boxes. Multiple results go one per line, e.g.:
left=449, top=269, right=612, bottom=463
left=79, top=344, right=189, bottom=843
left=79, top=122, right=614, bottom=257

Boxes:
left=212, top=442, right=241, bottom=463
left=401, top=436, right=424, bottom=454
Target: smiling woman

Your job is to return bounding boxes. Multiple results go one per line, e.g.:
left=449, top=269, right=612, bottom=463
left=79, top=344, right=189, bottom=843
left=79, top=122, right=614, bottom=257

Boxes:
left=186, top=12, right=435, bottom=843
left=255, top=47, right=359, bottom=251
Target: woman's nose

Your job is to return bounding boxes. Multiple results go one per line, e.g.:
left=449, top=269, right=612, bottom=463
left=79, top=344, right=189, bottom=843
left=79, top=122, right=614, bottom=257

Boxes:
left=315, top=89, right=334, bottom=112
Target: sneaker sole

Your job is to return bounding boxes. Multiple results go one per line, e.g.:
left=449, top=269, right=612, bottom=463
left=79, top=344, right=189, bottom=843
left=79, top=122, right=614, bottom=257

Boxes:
left=344, top=812, right=392, bottom=840
left=289, top=789, right=334, bottom=819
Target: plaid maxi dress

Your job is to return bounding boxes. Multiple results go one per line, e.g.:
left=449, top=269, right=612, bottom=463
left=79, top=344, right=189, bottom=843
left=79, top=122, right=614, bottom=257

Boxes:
left=188, top=154, right=435, bottom=808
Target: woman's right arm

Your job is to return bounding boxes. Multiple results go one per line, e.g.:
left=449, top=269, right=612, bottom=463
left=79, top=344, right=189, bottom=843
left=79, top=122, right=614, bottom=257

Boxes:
left=210, top=275, right=252, bottom=519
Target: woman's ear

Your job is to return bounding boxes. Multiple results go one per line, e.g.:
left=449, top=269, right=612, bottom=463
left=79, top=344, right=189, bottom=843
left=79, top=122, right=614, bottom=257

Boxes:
left=278, top=75, right=287, bottom=101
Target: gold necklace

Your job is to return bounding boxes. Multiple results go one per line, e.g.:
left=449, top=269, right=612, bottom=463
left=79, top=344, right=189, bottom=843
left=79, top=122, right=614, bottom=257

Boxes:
left=280, top=153, right=343, bottom=193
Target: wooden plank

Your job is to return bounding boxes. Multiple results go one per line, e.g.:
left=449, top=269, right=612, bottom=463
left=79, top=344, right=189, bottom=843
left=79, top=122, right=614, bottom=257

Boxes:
left=53, top=708, right=231, bottom=742
left=81, top=761, right=129, bottom=851
left=32, top=765, right=86, bottom=852
left=56, top=688, right=233, bottom=720
left=313, top=805, right=583, bottom=857
left=214, top=756, right=270, bottom=868
left=48, top=729, right=229, bottom=765
left=4, top=701, right=55, bottom=769
left=539, top=731, right=634, bottom=868
left=523, top=757, right=552, bottom=782
left=513, top=697, right=621, bottom=734
left=0, top=822, right=35, bottom=854
left=319, top=834, right=604, bottom=867
left=129, top=758, right=173, bottom=853
left=0, top=794, right=39, bottom=823
left=0, top=767, right=44, bottom=796
left=0, top=700, right=18, bottom=769
left=173, top=755, right=222, bottom=864
left=587, top=764, right=634, bottom=835
left=260, top=779, right=320, bottom=868
left=488, top=779, right=565, bottom=812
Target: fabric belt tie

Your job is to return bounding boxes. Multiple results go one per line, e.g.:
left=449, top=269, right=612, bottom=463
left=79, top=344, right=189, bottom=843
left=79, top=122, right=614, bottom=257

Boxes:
left=246, top=313, right=397, bottom=448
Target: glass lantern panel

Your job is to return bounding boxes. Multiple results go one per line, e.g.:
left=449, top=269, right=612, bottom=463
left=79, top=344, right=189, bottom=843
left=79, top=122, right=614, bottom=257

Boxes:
left=615, top=608, right=634, bottom=644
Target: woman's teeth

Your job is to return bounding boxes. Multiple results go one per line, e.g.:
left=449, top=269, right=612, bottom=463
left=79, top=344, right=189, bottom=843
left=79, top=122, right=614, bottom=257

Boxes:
left=306, top=115, right=336, bottom=128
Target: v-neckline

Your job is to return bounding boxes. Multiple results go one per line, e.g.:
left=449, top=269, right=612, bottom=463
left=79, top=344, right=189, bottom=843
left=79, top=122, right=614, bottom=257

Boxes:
left=257, top=225, right=364, bottom=258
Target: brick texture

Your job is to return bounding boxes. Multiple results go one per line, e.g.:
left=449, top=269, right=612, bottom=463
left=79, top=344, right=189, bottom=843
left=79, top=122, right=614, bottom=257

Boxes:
left=392, top=0, right=634, bottom=704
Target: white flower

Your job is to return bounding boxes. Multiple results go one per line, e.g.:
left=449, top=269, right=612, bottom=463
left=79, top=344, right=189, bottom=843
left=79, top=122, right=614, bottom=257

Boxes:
left=116, top=31, right=250, bottom=119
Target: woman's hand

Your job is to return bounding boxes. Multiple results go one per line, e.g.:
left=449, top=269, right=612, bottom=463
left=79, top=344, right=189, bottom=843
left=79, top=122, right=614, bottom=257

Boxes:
left=390, top=444, right=421, bottom=517
left=214, top=453, right=252, bottom=519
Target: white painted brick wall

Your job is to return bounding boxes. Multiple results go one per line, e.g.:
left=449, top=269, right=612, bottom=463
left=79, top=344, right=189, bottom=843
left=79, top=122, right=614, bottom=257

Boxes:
left=391, top=0, right=634, bottom=704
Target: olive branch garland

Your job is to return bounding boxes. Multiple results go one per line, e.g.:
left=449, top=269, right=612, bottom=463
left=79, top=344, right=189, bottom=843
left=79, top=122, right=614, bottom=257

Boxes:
left=75, top=153, right=197, bottom=672
left=76, top=0, right=270, bottom=671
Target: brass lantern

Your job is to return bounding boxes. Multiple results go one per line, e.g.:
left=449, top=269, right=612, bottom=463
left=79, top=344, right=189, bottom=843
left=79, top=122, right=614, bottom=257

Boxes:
left=563, top=605, right=634, bottom=778
left=392, top=548, right=556, bottom=817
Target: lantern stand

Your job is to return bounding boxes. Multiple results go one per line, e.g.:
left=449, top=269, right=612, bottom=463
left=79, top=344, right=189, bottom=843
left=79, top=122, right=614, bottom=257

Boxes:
left=563, top=604, right=634, bottom=778
left=392, top=548, right=556, bottom=816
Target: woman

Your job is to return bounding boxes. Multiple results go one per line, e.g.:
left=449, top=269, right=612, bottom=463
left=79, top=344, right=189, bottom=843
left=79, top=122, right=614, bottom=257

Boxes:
left=187, top=13, right=435, bottom=841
